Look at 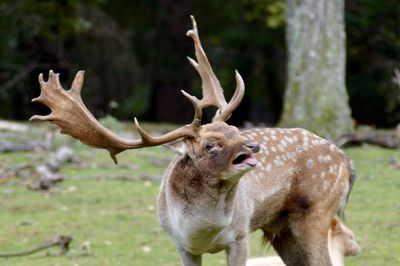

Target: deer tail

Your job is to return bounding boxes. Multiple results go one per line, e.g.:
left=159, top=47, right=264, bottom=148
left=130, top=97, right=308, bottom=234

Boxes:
left=337, top=159, right=358, bottom=221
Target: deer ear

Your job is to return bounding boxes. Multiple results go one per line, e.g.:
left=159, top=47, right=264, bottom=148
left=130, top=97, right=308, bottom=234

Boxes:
left=164, top=139, right=195, bottom=158
left=330, top=218, right=339, bottom=231
left=165, top=140, right=188, bottom=155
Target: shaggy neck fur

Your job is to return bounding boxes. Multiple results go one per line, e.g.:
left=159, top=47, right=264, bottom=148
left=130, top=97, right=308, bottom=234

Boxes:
left=170, top=155, right=239, bottom=216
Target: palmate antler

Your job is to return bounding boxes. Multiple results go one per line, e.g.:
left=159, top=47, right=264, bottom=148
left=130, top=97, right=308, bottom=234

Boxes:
left=30, top=71, right=200, bottom=163
left=30, top=16, right=245, bottom=163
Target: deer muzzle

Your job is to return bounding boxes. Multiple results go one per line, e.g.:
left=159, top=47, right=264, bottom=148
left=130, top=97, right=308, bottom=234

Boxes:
left=246, top=143, right=260, bottom=153
left=232, top=142, right=260, bottom=167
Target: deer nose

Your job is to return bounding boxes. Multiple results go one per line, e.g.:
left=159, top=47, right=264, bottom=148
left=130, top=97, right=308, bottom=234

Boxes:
left=246, top=143, right=260, bottom=153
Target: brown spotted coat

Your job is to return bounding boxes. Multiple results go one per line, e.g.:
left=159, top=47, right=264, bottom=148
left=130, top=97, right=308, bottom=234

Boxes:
left=157, top=123, right=355, bottom=266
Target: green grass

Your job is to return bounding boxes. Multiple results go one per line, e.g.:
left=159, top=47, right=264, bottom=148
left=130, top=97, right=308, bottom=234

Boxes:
left=344, top=147, right=400, bottom=266
left=1, top=123, right=400, bottom=265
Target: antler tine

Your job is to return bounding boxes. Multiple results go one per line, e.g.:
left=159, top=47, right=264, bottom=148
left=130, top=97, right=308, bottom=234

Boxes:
left=213, top=70, right=245, bottom=122
left=133, top=90, right=202, bottom=146
left=30, top=70, right=199, bottom=164
left=186, top=15, right=227, bottom=110
left=181, top=90, right=202, bottom=128
left=186, top=15, right=245, bottom=122
left=70, top=70, right=85, bottom=100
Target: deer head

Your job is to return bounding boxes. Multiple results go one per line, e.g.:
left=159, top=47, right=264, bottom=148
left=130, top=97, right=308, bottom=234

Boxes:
left=178, top=122, right=260, bottom=188
left=30, top=16, right=259, bottom=180
left=330, top=218, right=361, bottom=257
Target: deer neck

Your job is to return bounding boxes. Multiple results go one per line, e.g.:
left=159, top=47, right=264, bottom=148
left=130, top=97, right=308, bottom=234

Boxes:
left=328, top=232, right=345, bottom=266
left=170, top=155, right=240, bottom=216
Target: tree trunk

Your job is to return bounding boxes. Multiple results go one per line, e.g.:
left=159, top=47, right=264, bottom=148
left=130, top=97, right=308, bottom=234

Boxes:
left=280, top=0, right=354, bottom=140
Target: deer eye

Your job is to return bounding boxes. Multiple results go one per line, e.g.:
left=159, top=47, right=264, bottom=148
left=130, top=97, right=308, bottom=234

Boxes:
left=204, top=143, right=214, bottom=150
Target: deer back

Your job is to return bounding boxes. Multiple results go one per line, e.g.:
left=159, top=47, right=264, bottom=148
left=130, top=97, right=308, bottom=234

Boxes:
left=239, top=127, right=353, bottom=230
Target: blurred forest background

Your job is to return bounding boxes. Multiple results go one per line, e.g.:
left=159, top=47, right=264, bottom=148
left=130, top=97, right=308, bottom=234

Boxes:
left=0, top=0, right=399, bottom=129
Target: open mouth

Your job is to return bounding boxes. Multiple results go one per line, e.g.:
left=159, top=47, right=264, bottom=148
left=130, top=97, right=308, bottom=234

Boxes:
left=232, top=153, right=258, bottom=167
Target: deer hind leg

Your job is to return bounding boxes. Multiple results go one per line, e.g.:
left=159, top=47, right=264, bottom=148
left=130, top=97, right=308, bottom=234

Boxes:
left=269, top=228, right=305, bottom=266
left=270, top=217, right=332, bottom=266
left=269, top=207, right=333, bottom=266
left=291, top=214, right=333, bottom=266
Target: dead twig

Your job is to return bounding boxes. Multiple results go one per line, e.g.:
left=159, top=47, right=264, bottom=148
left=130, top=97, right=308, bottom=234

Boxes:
left=0, top=63, right=36, bottom=93
left=0, top=235, right=72, bottom=258
left=392, top=68, right=400, bottom=88
left=389, top=158, right=400, bottom=169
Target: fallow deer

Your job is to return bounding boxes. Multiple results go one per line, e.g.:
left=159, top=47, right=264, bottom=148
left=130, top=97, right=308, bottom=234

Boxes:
left=328, top=218, right=361, bottom=266
left=246, top=218, right=361, bottom=266
left=31, top=16, right=356, bottom=266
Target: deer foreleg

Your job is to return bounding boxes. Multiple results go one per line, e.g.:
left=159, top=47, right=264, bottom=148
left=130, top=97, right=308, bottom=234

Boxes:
left=226, top=235, right=249, bottom=266
left=177, top=247, right=202, bottom=266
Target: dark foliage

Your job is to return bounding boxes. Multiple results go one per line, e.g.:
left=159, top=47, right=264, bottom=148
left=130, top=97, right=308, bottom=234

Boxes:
left=0, top=0, right=398, bottom=127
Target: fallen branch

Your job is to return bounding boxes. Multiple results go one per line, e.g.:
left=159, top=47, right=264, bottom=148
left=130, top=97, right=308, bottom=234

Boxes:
left=0, top=121, right=28, bottom=132
left=0, top=141, right=37, bottom=153
left=68, top=174, right=162, bottom=181
left=0, top=164, right=33, bottom=179
left=337, top=133, right=400, bottom=149
left=29, top=146, right=77, bottom=191
left=0, top=132, right=53, bottom=153
left=0, top=235, right=72, bottom=258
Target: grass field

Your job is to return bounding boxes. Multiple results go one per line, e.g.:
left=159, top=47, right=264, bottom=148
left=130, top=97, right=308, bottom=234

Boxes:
left=1, top=122, right=399, bottom=266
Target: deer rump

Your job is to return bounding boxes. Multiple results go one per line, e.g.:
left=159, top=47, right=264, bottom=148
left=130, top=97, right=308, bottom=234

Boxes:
left=31, top=15, right=356, bottom=266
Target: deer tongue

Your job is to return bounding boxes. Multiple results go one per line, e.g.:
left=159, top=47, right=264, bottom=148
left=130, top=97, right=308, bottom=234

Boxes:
left=244, top=156, right=258, bottom=166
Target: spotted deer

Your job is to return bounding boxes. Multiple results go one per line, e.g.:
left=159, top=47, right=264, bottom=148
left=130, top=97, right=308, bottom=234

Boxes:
left=31, top=16, right=356, bottom=266
left=328, top=218, right=361, bottom=266
left=246, top=218, right=361, bottom=266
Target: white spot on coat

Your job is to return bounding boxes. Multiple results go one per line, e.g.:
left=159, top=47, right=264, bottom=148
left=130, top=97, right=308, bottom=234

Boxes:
left=323, top=179, right=329, bottom=191
left=306, top=159, right=314, bottom=169
left=281, top=140, right=287, bottom=147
